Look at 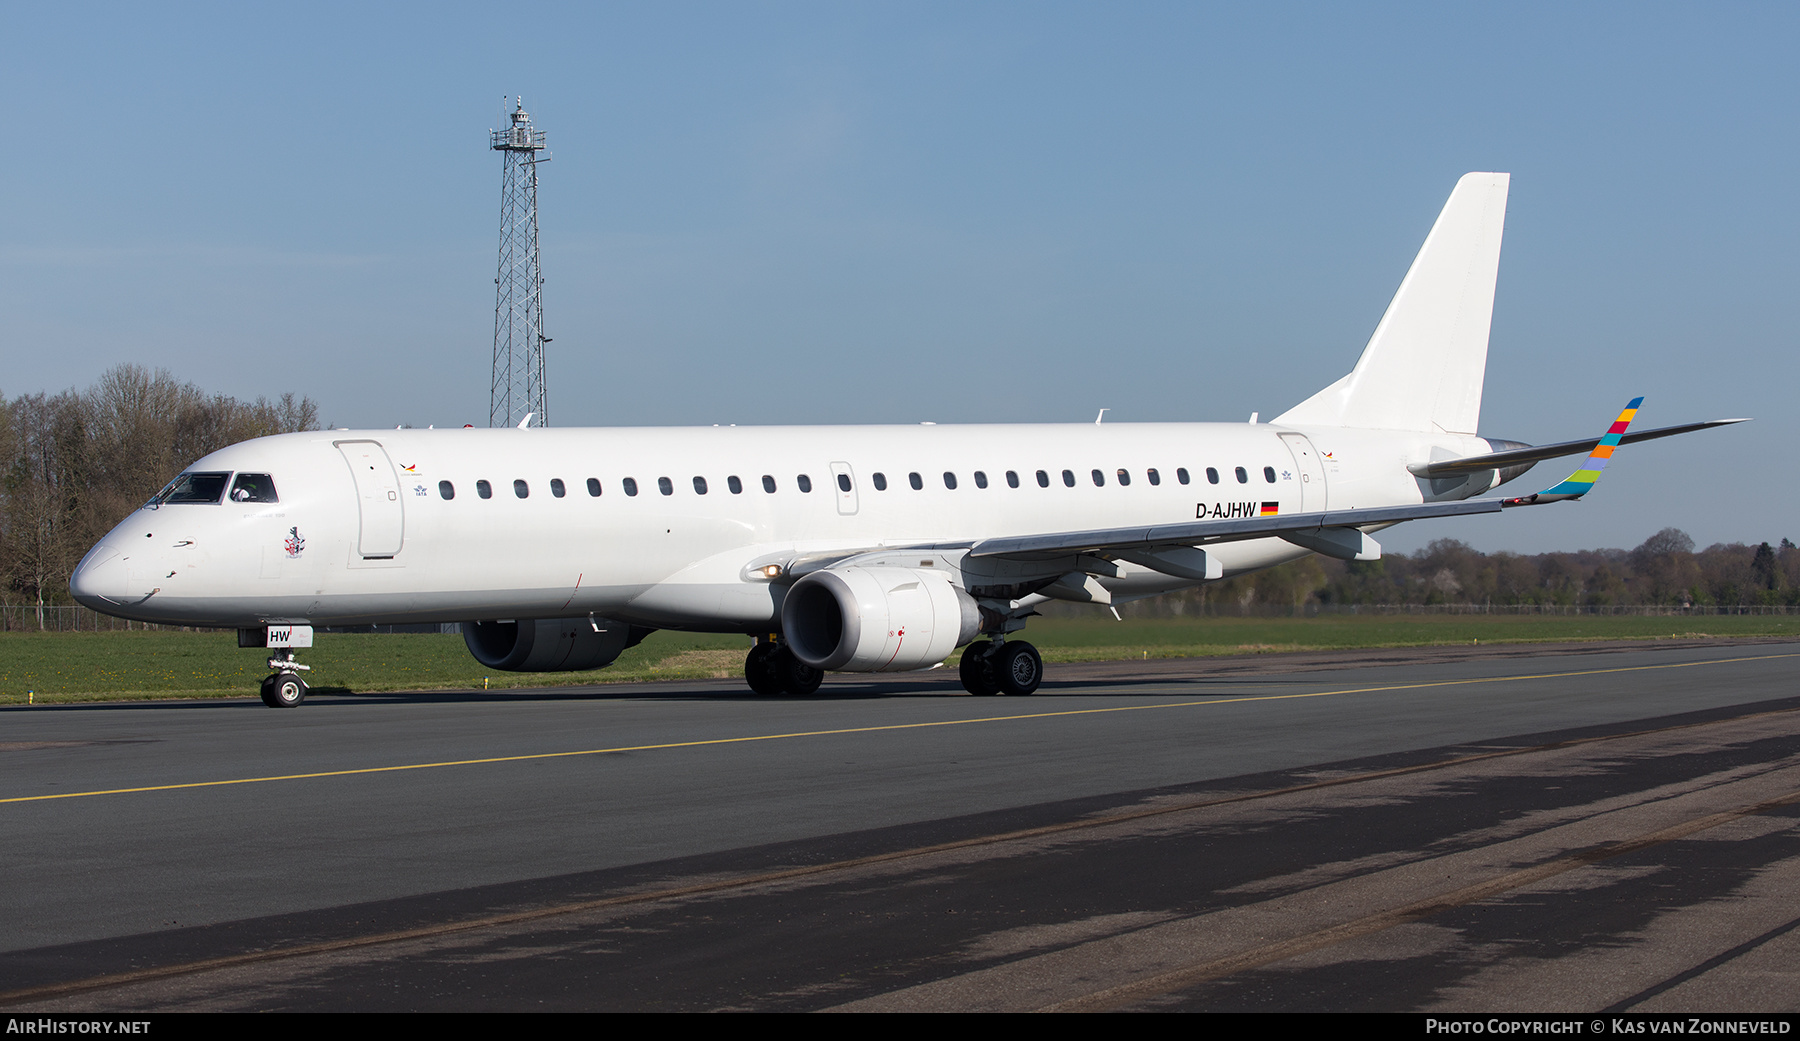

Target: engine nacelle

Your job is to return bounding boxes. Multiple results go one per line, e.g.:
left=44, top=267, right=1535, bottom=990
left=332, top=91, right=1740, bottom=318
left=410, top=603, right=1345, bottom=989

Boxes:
left=464, top=617, right=645, bottom=672
left=782, top=566, right=981, bottom=672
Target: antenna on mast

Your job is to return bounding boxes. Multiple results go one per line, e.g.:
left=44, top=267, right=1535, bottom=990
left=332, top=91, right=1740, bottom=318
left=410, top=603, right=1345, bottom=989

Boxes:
left=489, top=97, right=551, bottom=428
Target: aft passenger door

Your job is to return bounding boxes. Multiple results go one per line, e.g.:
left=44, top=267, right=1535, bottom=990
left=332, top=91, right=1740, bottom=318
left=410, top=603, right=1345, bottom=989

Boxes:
left=335, top=440, right=405, bottom=558
left=1278, top=432, right=1328, bottom=513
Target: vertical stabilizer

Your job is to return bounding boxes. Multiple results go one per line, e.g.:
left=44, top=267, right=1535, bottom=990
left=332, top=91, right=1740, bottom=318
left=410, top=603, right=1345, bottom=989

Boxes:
left=1275, top=172, right=1509, bottom=434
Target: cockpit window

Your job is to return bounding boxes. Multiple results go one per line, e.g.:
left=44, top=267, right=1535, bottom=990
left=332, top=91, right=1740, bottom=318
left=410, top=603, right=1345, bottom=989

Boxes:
left=229, top=473, right=279, bottom=503
left=148, top=471, right=231, bottom=506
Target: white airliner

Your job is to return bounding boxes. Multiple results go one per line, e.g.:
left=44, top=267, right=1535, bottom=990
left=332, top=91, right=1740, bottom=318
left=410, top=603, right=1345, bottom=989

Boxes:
left=70, top=173, right=1742, bottom=707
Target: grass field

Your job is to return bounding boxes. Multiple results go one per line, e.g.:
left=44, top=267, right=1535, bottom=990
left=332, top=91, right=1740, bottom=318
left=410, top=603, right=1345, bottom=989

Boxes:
left=2, top=613, right=1796, bottom=705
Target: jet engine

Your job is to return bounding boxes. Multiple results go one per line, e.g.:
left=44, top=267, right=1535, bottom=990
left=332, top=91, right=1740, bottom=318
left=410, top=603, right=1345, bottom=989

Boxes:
left=464, top=617, right=650, bottom=672
left=781, top=567, right=981, bottom=672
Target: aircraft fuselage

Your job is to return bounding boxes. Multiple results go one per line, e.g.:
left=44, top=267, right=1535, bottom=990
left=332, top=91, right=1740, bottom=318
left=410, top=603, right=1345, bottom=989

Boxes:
left=69, top=421, right=1495, bottom=632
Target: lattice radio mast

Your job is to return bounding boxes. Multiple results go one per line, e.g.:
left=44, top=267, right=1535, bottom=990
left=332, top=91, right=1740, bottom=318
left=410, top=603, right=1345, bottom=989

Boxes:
left=489, top=97, right=551, bottom=428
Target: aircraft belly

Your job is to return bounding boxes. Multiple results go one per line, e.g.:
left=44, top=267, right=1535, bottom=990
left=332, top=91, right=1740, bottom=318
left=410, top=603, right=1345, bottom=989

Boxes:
left=618, top=582, right=780, bottom=630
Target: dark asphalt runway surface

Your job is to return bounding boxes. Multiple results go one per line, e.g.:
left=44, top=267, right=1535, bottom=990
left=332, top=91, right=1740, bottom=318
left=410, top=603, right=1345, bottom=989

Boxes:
left=2, top=639, right=1797, bottom=1011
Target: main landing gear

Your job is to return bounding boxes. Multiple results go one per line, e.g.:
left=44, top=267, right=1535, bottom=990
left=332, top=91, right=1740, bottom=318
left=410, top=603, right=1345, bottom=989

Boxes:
left=260, top=650, right=310, bottom=708
left=958, top=639, right=1042, bottom=696
left=744, top=639, right=824, bottom=697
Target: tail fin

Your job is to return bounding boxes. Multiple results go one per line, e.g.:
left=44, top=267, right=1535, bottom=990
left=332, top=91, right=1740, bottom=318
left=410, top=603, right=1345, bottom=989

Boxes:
left=1275, top=172, right=1510, bottom=435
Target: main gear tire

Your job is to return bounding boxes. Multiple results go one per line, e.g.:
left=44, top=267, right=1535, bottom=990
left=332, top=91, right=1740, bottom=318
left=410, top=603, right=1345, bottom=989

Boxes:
left=769, top=646, right=824, bottom=696
left=744, top=643, right=783, bottom=696
left=959, top=644, right=1001, bottom=695
left=992, top=642, right=1042, bottom=696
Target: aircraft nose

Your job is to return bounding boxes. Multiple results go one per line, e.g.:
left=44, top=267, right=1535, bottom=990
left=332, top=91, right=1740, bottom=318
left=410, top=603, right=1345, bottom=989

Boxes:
left=70, top=543, right=127, bottom=607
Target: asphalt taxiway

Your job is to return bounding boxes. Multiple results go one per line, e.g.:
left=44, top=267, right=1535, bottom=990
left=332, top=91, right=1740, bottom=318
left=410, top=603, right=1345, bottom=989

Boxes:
left=2, top=639, right=1797, bottom=1011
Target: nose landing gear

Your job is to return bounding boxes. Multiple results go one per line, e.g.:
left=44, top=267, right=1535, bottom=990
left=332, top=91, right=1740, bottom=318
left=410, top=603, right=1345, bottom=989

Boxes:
left=241, top=625, right=314, bottom=708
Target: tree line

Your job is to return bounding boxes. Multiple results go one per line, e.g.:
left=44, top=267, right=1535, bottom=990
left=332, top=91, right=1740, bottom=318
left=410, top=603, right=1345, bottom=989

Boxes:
left=1103, top=529, right=1800, bottom=617
left=2, top=366, right=319, bottom=619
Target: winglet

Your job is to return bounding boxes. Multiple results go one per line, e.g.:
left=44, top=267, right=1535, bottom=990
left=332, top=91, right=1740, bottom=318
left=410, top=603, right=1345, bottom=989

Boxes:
left=1503, top=397, right=1643, bottom=506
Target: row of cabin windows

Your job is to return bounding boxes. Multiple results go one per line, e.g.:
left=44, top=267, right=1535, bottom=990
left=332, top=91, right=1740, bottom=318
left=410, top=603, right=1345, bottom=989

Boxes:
left=439, top=474, right=812, bottom=500
left=881, top=466, right=1278, bottom=489
left=435, top=465, right=1279, bottom=502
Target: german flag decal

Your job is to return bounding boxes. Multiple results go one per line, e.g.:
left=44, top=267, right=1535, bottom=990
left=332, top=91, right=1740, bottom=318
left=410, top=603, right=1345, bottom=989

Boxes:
left=1260, top=501, right=1280, bottom=516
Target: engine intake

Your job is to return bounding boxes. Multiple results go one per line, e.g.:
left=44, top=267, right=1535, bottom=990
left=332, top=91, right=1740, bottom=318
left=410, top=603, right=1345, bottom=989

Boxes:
left=464, top=617, right=649, bottom=672
left=782, top=567, right=980, bottom=672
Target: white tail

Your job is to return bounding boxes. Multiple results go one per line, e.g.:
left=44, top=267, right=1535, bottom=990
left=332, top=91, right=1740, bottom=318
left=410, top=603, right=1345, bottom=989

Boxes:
left=1276, top=172, right=1510, bottom=435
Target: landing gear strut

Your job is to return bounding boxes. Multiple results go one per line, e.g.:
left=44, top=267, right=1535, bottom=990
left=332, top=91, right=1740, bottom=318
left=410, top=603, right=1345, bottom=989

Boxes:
left=959, top=640, right=1041, bottom=696
left=744, top=639, right=824, bottom=696
left=260, top=650, right=310, bottom=708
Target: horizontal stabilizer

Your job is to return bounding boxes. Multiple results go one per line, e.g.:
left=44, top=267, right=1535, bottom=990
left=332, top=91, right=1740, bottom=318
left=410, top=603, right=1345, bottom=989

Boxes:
left=1410, top=417, right=1749, bottom=477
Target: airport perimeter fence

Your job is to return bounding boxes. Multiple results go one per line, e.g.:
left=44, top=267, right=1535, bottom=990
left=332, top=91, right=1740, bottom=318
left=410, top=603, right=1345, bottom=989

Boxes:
left=1308, top=603, right=1800, bottom=616
left=1045, top=600, right=1800, bottom=619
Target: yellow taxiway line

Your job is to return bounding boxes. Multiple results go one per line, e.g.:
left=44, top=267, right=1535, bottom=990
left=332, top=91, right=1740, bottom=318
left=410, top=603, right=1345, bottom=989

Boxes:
left=4, top=652, right=1794, bottom=806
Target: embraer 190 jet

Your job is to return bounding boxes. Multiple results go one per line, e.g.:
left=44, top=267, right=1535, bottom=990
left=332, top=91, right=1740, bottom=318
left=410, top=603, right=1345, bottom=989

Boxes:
left=70, top=173, right=1743, bottom=707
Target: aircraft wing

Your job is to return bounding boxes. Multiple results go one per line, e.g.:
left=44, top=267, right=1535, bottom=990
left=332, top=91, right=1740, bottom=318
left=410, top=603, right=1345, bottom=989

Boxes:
left=964, top=498, right=1503, bottom=560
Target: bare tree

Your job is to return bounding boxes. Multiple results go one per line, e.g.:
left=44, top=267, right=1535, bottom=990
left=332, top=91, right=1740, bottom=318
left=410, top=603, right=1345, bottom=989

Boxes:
left=0, top=367, right=321, bottom=614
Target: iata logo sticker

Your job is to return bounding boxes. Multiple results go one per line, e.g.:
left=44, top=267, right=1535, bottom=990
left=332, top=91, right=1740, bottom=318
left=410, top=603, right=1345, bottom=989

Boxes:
left=284, top=527, right=306, bottom=558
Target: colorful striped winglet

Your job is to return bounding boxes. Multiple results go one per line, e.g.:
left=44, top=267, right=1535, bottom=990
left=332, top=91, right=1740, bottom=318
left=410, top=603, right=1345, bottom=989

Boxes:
left=1532, top=397, right=1644, bottom=501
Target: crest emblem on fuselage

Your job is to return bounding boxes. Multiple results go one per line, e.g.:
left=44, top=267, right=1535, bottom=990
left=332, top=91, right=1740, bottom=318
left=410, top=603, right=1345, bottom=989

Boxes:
left=284, top=527, right=305, bottom=559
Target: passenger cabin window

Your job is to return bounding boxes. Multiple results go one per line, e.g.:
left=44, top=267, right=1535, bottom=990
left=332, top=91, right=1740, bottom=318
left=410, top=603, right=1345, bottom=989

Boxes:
left=762, top=475, right=776, bottom=493
left=551, top=478, right=566, bottom=498
left=658, top=477, right=674, bottom=496
left=477, top=480, right=493, bottom=499
left=1264, top=466, right=1277, bottom=483
left=586, top=478, right=602, bottom=496
left=1117, top=469, right=1131, bottom=486
left=728, top=475, right=743, bottom=494
left=439, top=480, right=455, bottom=500
left=909, top=472, right=923, bottom=490
left=1036, top=470, right=1050, bottom=488
left=836, top=473, right=852, bottom=493
left=151, top=471, right=230, bottom=506
left=1235, top=467, right=1248, bottom=483
left=623, top=478, right=639, bottom=497
left=1062, top=470, right=1076, bottom=487
left=797, top=474, right=813, bottom=493
left=974, top=471, right=988, bottom=489
left=1147, top=468, right=1161, bottom=486
left=1177, top=467, right=1190, bottom=485
left=1205, top=467, right=1219, bottom=485
left=943, top=472, right=958, bottom=490
left=693, top=476, right=708, bottom=494
left=229, top=473, right=278, bottom=503
left=873, top=472, right=887, bottom=491
left=1006, top=471, right=1020, bottom=488
left=1091, top=469, right=1105, bottom=487
left=514, top=479, right=529, bottom=499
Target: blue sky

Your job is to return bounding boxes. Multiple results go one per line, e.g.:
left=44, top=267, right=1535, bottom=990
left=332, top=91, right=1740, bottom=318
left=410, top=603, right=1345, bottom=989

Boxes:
left=2, top=2, right=1794, bottom=553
